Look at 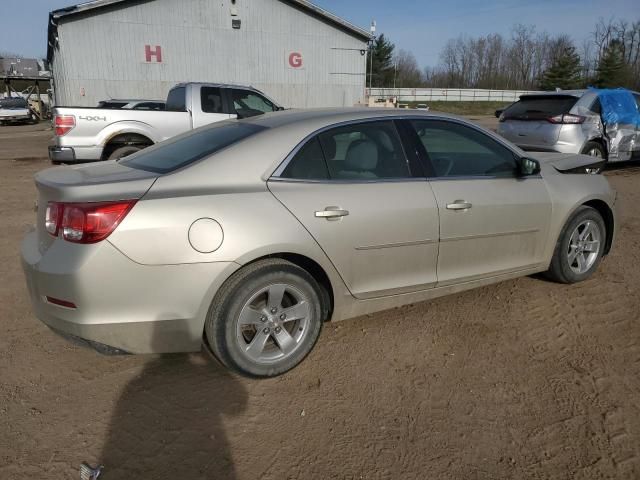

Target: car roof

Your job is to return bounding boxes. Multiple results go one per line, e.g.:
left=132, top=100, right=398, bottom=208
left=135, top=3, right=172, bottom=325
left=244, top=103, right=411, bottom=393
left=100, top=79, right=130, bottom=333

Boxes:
left=242, top=107, right=457, bottom=130
left=520, top=90, right=587, bottom=99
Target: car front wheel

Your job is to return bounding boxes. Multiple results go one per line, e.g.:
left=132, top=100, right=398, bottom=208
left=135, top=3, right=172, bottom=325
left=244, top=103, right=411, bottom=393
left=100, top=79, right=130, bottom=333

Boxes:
left=546, top=206, right=606, bottom=284
left=205, top=259, right=324, bottom=378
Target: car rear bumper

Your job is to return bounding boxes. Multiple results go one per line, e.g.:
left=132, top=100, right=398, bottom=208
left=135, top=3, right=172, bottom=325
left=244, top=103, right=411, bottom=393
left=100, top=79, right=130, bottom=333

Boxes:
left=48, top=146, right=76, bottom=162
left=0, top=114, right=31, bottom=121
left=21, top=230, right=239, bottom=354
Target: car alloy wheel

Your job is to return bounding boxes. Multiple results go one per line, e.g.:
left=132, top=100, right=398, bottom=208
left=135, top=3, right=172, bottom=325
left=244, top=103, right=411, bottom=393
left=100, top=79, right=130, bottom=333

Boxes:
left=567, top=220, right=601, bottom=275
left=235, top=283, right=311, bottom=364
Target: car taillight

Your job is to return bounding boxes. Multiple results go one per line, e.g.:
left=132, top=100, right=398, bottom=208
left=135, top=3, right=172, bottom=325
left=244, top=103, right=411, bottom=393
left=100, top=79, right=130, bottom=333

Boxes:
left=547, top=114, right=585, bottom=124
left=54, top=114, right=76, bottom=136
left=45, top=200, right=136, bottom=243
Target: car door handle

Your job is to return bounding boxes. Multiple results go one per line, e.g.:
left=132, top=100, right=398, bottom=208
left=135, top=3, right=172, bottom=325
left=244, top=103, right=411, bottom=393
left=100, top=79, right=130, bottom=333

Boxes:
left=446, top=200, right=472, bottom=211
left=315, top=207, right=349, bottom=220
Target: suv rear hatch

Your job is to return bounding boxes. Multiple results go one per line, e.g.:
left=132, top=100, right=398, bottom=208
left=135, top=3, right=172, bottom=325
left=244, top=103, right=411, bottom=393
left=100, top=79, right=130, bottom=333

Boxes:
left=498, top=95, right=580, bottom=149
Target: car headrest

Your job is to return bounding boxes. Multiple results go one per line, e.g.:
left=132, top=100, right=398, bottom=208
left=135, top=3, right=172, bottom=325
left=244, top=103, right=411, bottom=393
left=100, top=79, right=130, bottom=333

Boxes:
left=345, top=140, right=377, bottom=171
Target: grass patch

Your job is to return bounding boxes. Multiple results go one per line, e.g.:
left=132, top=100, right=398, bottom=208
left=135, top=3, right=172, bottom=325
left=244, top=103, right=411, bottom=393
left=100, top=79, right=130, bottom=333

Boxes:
left=403, top=101, right=510, bottom=116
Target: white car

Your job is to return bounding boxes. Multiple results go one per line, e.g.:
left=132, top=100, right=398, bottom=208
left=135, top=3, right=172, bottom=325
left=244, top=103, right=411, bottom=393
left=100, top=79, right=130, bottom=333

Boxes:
left=0, top=97, right=36, bottom=125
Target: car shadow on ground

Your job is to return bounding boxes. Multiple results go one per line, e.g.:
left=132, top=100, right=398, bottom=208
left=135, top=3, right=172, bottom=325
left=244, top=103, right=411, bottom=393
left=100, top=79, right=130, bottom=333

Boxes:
left=99, top=331, right=246, bottom=480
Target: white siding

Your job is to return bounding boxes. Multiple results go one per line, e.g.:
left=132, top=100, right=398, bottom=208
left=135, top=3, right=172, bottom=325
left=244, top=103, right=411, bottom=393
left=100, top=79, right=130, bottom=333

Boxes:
left=52, top=0, right=367, bottom=107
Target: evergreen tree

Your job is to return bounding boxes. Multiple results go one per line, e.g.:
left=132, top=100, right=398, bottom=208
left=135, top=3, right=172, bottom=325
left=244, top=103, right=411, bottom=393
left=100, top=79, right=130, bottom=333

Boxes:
left=539, top=45, right=582, bottom=90
left=366, top=34, right=395, bottom=88
left=595, top=40, right=631, bottom=88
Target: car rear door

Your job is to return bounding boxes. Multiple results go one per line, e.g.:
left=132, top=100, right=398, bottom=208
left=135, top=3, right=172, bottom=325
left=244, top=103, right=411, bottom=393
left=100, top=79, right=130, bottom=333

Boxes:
left=268, top=119, right=440, bottom=299
left=408, top=118, right=552, bottom=285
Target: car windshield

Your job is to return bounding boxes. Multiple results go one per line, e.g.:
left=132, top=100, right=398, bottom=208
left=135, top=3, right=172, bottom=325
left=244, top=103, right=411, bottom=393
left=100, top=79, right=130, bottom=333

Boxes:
left=120, top=122, right=267, bottom=174
left=503, top=95, right=579, bottom=120
left=0, top=98, right=28, bottom=109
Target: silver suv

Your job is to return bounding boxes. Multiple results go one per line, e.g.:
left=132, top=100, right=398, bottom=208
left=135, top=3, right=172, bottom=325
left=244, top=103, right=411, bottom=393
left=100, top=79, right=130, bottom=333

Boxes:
left=497, top=90, right=640, bottom=163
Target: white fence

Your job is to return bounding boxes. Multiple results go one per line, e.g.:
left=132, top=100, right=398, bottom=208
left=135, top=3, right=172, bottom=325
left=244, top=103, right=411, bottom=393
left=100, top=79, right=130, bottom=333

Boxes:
left=368, top=88, right=540, bottom=103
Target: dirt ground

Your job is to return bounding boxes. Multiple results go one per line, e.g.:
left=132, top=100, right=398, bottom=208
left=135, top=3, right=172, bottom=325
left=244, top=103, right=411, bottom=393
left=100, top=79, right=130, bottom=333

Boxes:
left=1, top=120, right=639, bottom=480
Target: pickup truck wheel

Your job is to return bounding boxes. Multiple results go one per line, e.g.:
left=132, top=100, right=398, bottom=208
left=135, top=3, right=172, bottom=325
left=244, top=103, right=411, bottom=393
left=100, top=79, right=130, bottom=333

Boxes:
left=107, top=145, right=143, bottom=160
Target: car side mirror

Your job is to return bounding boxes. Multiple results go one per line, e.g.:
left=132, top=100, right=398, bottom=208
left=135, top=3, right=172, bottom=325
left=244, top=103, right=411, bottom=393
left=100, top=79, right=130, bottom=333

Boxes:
left=494, top=109, right=504, bottom=118
left=519, top=157, right=541, bottom=176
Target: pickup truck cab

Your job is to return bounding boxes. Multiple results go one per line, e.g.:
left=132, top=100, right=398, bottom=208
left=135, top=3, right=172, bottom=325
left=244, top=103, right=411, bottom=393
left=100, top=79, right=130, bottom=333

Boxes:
left=49, top=82, right=281, bottom=162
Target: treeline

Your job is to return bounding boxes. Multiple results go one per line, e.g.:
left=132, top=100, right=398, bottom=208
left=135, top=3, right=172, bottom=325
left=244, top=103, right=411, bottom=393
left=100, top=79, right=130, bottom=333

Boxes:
left=368, top=18, right=640, bottom=91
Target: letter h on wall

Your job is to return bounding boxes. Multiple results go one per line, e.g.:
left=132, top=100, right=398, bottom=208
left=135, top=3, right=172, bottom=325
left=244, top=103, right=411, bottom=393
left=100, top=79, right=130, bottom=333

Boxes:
left=145, top=45, right=162, bottom=63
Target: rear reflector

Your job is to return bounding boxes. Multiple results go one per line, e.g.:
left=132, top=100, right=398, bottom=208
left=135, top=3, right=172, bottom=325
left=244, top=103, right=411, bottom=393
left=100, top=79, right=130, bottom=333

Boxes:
left=46, top=296, right=77, bottom=309
left=54, top=114, right=76, bottom=136
left=547, top=114, right=585, bottom=124
left=45, top=202, right=62, bottom=235
left=46, top=200, right=136, bottom=243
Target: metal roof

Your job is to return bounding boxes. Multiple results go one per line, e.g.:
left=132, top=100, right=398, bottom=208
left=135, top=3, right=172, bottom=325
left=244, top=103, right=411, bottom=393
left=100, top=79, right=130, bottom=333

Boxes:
left=48, top=0, right=371, bottom=61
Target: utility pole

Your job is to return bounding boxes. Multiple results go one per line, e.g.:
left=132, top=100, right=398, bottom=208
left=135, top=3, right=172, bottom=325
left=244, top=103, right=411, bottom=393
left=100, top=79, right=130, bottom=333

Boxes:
left=368, top=20, right=376, bottom=94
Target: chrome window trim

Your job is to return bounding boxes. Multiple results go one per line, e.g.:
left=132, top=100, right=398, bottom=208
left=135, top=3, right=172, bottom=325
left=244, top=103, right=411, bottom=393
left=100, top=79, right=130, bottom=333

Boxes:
left=268, top=176, right=428, bottom=185
left=427, top=174, right=542, bottom=181
left=270, top=114, right=527, bottom=181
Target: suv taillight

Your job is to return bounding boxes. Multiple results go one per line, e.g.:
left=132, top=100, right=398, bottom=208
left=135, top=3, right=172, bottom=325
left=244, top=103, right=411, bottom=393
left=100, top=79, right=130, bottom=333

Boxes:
left=547, top=114, right=585, bottom=124
left=45, top=200, right=136, bottom=243
left=54, top=114, right=76, bottom=136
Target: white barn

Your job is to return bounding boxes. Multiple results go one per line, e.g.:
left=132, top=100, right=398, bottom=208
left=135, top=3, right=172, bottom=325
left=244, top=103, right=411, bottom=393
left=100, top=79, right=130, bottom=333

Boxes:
left=47, top=0, right=370, bottom=108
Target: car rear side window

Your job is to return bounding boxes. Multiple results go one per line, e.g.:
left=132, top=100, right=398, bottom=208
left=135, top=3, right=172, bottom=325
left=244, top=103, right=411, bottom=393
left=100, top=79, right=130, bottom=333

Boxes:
left=201, top=87, right=224, bottom=113
left=281, top=137, right=329, bottom=180
left=120, top=123, right=266, bottom=174
left=165, top=87, right=186, bottom=112
left=411, top=120, right=518, bottom=178
left=503, top=96, right=579, bottom=120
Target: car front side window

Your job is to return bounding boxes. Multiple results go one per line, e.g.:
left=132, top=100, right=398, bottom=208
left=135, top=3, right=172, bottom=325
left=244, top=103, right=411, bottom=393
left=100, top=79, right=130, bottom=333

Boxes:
left=279, top=121, right=413, bottom=181
left=319, top=121, right=412, bottom=180
left=411, top=119, right=519, bottom=178
left=232, top=90, right=276, bottom=115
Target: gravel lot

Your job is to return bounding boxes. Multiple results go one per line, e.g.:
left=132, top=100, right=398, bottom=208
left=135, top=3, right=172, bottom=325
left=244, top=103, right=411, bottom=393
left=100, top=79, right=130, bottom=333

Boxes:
left=1, top=120, right=639, bottom=479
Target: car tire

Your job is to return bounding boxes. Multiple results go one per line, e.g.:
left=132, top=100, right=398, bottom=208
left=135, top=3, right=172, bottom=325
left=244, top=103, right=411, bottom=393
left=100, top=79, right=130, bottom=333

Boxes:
left=545, top=206, right=606, bottom=284
left=107, top=145, right=144, bottom=160
left=205, top=259, right=324, bottom=378
left=581, top=141, right=607, bottom=161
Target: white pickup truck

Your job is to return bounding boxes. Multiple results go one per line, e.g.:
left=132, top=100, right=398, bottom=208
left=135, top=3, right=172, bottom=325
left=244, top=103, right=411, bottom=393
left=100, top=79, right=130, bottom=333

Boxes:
left=49, top=82, right=282, bottom=163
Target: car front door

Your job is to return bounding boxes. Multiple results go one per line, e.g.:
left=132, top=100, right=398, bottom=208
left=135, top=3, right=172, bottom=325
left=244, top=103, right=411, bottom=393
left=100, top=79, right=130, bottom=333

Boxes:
left=268, top=120, right=440, bottom=299
left=408, top=118, right=552, bottom=286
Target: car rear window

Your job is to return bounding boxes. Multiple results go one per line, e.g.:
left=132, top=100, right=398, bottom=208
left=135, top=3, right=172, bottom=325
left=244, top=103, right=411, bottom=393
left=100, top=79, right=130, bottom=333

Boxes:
left=120, top=122, right=266, bottom=174
left=0, top=98, right=28, bottom=108
left=503, top=96, right=579, bottom=120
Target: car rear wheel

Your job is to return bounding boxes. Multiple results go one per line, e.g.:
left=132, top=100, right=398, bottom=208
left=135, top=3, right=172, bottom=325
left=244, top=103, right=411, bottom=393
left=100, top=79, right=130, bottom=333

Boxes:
left=107, top=145, right=144, bottom=160
left=546, top=206, right=606, bottom=284
left=581, top=141, right=607, bottom=160
left=205, top=259, right=324, bottom=378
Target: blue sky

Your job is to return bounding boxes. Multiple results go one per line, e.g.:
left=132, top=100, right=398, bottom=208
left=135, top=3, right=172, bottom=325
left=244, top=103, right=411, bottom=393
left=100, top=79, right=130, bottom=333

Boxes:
left=1, top=0, right=638, bottom=67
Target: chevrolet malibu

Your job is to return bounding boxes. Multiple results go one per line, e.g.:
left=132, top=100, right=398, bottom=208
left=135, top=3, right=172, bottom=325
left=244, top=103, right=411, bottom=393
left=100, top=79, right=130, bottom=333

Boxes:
left=22, top=109, right=617, bottom=377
